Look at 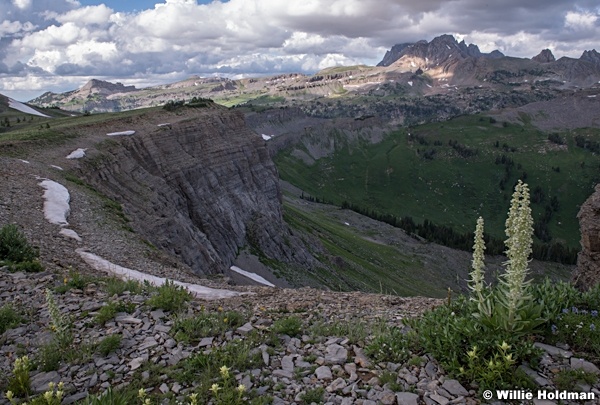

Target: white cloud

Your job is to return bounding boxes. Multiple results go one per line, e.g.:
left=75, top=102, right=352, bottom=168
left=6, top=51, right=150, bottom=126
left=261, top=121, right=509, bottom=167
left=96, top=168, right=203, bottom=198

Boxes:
left=12, top=0, right=32, bottom=10
left=0, top=0, right=599, bottom=100
left=565, top=11, right=598, bottom=30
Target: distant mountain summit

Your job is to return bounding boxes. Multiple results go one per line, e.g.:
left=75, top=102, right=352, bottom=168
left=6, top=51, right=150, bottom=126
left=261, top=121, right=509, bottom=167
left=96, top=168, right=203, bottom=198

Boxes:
left=79, top=79, right=137, bottom=96
left=377, top=34, right=504, bottom=67
left=581, top=49, right=600, bottom=66
left=532, top=49, right=556, bottom=63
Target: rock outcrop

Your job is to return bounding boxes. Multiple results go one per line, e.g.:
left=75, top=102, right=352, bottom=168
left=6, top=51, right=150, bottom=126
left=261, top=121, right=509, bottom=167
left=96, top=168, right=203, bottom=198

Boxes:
left=573, top=184, right=600, bottom=290
left=533, top=49, right=556, bottom=63
left=78, top=104, right=315, bottom=276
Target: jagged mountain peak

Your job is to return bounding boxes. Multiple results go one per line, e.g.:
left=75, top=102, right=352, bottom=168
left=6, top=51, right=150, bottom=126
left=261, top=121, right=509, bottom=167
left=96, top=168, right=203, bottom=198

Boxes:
left=581, top=49, right=600, bottom=65
left=377, top=34, right=504, bottom=67
left=532, top=49, right=556, bottom=63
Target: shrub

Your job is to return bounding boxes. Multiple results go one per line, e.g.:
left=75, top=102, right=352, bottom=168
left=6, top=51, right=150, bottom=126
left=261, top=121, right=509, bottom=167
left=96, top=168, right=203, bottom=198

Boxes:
left=0, top=224, right=41, bottom=272
left=272, top=315, right=303, bottom=337
left=0, top=304, right=23, bottom=334
left=95, top=300, right=134, bottom=325
left=147, top=280, right=191, bottom=312
left=97, top=335, right=122, bottom=356
left=173, top=310, right=246, bottom=343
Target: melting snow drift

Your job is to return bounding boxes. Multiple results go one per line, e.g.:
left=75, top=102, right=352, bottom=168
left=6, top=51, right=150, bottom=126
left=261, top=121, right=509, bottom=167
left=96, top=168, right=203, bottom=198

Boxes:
left=66, top=148, right=87, bottom=159
left=8, top=98, right=51, bottom=118
left=107, top=130, right=135, bottom=136
left=261, top=134, right=273, bottom=141
left=60, top=229, right=82, bottom=241
left=76, top=250, right=245, bottom=300
left=39, top=179, right=70, bottom=226
left=230, top=266, right=275, bottom=287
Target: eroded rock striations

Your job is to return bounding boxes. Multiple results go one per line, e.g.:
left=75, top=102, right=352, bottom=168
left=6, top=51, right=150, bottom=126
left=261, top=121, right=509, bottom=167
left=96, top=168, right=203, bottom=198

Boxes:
left=573, top=184, right=600, bottom=290
left=78, top=105, right=315, bottom=276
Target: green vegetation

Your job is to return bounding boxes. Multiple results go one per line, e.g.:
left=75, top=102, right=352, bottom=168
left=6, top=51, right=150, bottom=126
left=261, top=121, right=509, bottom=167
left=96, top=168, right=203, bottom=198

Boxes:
left=0, top=305, right=23, bottom=334
left=0, top=224, right=42, bottom=272
left=97, top=335, right=122, bottom=356
left=299, top=387, right=325, bottom=404
left=95, top=300, right=135, bottom=325
left=172, top=310, right=246, bottom=343
left=275, top=114, right=600, bottom=263
left=283, top=202, right=450, bottom=297
left=364, top=183, right=600, bottom=393
left=146, top=280, right=191, bottom=312
left=272, top=315, right=303, bottom=337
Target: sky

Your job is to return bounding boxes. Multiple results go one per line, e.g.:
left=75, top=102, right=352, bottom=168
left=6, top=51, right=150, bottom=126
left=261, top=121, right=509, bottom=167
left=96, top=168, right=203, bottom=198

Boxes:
left=1, top=0, right=599, bottom=101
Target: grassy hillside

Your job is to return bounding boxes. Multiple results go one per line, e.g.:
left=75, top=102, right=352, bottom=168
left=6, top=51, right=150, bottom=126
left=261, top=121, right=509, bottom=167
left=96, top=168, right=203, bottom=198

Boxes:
left=275, top=113, right=600, bottom=256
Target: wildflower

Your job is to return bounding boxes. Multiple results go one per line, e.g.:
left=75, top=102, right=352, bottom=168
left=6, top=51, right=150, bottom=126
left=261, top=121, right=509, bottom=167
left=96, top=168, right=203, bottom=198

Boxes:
left=467, top=346, right=478, bottom=359
left=188, top=393, right=199, bottom=405
left=210, top=383, right=220, bottom=395
left=44, top=391, right=53, bottom=402
left=591, top=310, right=598, bottom=317
left=138, top=388, right=147, bottom=399
left=551, top=324, right=558, bottom=334
left=499, top=341, right=510, bottom=351
left=237, top=384, right=246, bottom=393
left=63, top=277, right=68, bottom=285
left=219, top=365, right=230, bottom=378
left=469, top=216, right=486, bottom=303
left=5, top=391, right=14, bottom=401
left=591, top=324, right=596, bottom=332
left=572, top=307, right=579, bottom=314
left=217, top=306, right=223, bottom=312
left=223, top=317, right=228, bottom=323
left=505, top=353, right=514, bottom=362
left=562, top=308, right=569, bottom=314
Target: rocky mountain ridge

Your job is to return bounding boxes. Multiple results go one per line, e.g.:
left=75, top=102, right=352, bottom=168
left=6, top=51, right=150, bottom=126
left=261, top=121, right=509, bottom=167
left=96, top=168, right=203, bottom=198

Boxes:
left=26, top=35, right=600, bottom=115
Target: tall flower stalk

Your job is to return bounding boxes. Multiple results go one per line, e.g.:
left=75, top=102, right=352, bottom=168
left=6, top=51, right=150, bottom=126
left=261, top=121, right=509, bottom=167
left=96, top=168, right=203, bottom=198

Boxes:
left=501, top=180, right=534, bottom=323
left=470, top=216, right=486, bottom=305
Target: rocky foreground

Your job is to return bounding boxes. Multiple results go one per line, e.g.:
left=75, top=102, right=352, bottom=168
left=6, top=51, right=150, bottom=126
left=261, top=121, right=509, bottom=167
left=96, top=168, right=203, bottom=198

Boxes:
left=1, top=267, right=599, bottom=405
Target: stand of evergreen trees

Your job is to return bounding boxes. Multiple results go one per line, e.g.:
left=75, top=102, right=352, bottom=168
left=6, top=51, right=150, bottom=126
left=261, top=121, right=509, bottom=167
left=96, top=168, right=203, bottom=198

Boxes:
left=299, top=194, right=577, bottom=264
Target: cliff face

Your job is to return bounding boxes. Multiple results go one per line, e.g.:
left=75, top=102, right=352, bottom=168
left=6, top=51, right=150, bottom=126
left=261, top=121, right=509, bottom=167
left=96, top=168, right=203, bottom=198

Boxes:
left=79, top=105, right=314, bottom=275
left=573, top=184, right=600, bottom=290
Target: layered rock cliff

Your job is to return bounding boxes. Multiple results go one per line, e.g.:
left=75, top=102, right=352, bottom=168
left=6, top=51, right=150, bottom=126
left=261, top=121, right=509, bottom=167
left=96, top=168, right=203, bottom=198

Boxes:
left=573, top=184, right=600, bottom=290
left=77, top=104, right=315, bottom=276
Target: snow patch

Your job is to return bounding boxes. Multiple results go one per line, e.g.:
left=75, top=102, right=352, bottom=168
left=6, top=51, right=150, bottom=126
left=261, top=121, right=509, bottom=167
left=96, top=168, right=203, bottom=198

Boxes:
left=410, top=61, right=416, bottom=67
left=446, top=44, right=451, bottom=50
left=19, top=159, right=30, bottom=164
left=107, top=130, right=135, bottom=136
left=407, top=81, right=413, bottom=87
left=230, top=266, right=275, bottom=287
left=66, top=148, right=87, bottom=159
left=60, top=229, right=82, bottom=241
left=8, top=98, right=51, bottom=118
left=39, top=179, right=70, bottom=226
left=157, top=123, right=171, bottom=127
left=50, top=165, right=64, bottom=171
left=76, top=250, right=245, bottom=300
left=261, top=134, right=272, bottom=141
left=344, top=222, right=350, bottom=226
left=426, top=84, right=432, bottom=88
left=588, top=95, right=597, bottom=98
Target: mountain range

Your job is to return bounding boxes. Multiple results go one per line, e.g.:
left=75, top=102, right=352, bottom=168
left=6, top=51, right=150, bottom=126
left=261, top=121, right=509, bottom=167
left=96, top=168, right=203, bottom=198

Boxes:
left=25, top=34, right=600, bottom=114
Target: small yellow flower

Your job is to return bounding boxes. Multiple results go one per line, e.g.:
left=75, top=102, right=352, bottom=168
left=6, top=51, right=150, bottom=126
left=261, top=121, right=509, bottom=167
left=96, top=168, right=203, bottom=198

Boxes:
left=219, top=365, right=230, bottom=378
left=210, top=383, right=220, bottom=395
left=188, top=393, right=199, bottom=405
left=44, top=391, right=53, bottom=402
left=48, top=382, right=55, bottom=390
left=237, top=384, right=246, bottom=393
left=217, top=306, right=223, bottom=312
left=64, top=277, right=68, bottom=285
left=144, top=399, right=152, bottom=405
left=138, top=388, right=147, bottom=399
left=505, top=353, right=513, bottom=362
left=223, top=317, right=228, bottom=323
left=499, top=341, right=510, bottom=351
left=5, top=391, right=14, bottom=401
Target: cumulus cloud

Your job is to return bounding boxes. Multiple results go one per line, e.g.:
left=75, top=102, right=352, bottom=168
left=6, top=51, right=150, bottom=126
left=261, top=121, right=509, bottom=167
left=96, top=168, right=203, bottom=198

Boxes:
left=0, top=0, right=599, bottom=100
